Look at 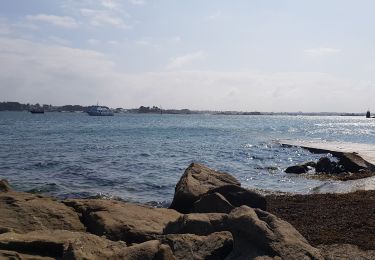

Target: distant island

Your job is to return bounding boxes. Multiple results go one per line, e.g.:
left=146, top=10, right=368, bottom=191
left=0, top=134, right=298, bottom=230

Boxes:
left=0, top=101, right=366, bottom=116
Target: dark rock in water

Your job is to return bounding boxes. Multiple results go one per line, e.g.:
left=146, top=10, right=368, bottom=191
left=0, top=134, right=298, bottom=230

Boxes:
left=160, top=231, right=233, bottom=260
left=316, top=157, right=335, bottom=173
left=337, top=152, right=370, bottom=172
left=64, top=199, right=182, bottom=243
left=285, top=161, right=316, bottom=174
left=193, top=192, right=234, bottom=214
left=169, top=163, right=241, bottom=213
left=206, top=185, right=267, bottom=211
left=285, top=165, right=308, bottom=174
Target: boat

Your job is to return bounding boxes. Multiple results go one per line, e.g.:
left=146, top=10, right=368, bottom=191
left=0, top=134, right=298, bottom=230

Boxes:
left=366, top=110, right=371, bottom=118
left=87, top=105, right=114, bottom=116
left=29, top=108, right=44, bottom=114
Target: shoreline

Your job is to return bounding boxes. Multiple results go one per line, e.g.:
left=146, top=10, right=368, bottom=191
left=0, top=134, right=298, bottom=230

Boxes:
left=0, top=163, right=373, bottom=259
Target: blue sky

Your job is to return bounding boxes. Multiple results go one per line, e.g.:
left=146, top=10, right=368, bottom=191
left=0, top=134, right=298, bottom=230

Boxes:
left=0, top=0, right=374, bottom=112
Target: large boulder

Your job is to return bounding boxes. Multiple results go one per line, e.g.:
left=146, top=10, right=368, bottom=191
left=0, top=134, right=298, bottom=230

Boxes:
left=169, top=163, right=241, bottom=213
left=206, top=185, right=266, bottom=211
left=64, top=199, right=181, bottom=243
left=226, top=206, right=324, bottom=260
left=164, top=207, right=323, bottom=259
left=160, top=231, right=233, bottom=260
left=0, top=182, right=85, bottom=234
left=0, top=230, right=174, bottom=260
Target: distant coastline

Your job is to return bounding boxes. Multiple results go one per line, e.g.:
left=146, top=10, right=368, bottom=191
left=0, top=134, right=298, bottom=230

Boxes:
left=0, top=101, right=365, bottom=116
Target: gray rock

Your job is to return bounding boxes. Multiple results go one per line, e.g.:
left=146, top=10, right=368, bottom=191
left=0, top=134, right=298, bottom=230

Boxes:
left=169, top=163, right=241, bottom=213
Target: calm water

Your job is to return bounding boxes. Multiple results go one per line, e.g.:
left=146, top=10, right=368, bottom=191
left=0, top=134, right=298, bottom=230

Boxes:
left=0, top=112, right=374, bottom=205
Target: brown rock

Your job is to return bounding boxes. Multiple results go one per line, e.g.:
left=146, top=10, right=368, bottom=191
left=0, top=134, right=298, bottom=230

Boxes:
left=160, top=231, right=233, bottom=260
left=164, top=213, right=228, bottom=236
left=0, top=180, right=12, bottom=192
left=226, top=206, right=324, bottom=260
left=193, top=192, right=235, bottom=214
left=169, top=163, right=241, bottom=213
left=207, top=185, right=267, bottom=210
left=0, top=230, right=174, bottom=260
left=64, top=199, right=181, bottom=243
left=0, top=191, right=85, bottom=234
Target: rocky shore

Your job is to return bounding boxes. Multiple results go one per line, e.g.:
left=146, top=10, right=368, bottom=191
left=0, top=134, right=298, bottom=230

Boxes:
left=0, top=163, right=374, bottom=259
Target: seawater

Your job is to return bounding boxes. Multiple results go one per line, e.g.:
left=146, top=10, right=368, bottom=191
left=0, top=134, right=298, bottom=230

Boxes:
left=0, top=112, right=374, bottom=205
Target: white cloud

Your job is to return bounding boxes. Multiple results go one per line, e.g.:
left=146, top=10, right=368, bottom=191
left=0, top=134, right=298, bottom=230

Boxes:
left=166, top=51, right=206, bottom=70
left=26, top=14, right=78, bottom=28
left=207, top=11, right=222, bottom=20
left=88, top=38, right=100, bottom=45
left=101, top=0, right=118, bottom=9
left=48, top=36, right=71, bottom=46
left=304, top=47, right=341, bottom=57
left=0, top=36, right=372, bottom=112
left=80, top=8, right=128, bottom=28
left=129, top=0, right=145, bottom=5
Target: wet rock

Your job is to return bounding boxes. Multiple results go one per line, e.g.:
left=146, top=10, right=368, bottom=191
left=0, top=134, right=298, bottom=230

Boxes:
left=0, top=189, right=85, bottom=234
left=0, top=230, right=173, bottom=260
left=285, top=161, right=316, bottom=174
left=160, top=231, right=233, bottom=260
left=169, top=163, right=241, bottom=213
left=337, top=152, right=370, bottom=172
left=316, top=157, right=335, bottom=173
left=285, top=165, right=307, bottom=174
left=226, top=206, right=324, bottom=260
left=207, top=185, right=266, bottom=211
left=193, top=192, right=235, bottom=214
left=64, top=199, right=181, bottom=243
left=318, top=244, right=375, bottom=260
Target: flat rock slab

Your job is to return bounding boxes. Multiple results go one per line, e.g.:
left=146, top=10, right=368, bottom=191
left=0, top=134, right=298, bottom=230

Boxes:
left=0, top=230, right=172, bottom=260
left=278, top=139, right=375, bottom=167
left=0, top=189, right=85, bottom=234
left=64, top=199, right=182, bottom=243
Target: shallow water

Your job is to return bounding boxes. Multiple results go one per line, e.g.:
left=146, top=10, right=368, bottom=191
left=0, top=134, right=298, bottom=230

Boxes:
left=0, top=112, right=374, bottom=205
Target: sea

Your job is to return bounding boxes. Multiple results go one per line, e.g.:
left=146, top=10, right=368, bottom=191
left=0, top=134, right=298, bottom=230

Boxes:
left=0, top=111, right=374, bottom=206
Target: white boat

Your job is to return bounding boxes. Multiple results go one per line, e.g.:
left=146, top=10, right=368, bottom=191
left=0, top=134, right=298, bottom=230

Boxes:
left=87, top=105, right=114, bottom=116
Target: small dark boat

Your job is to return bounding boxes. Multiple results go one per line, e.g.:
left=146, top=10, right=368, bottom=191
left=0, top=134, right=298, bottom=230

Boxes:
left=29, top=108, right=45, bottom=114
left=366, top=110, right=371, bottom=118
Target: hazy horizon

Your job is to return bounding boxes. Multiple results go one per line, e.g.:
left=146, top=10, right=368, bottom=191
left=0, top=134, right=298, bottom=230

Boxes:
left=1, top=1, right=374, bottom=112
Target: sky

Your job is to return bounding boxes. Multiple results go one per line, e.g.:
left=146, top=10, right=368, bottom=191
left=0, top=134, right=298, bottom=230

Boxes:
left=0, top=0, right=374, bottom=112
